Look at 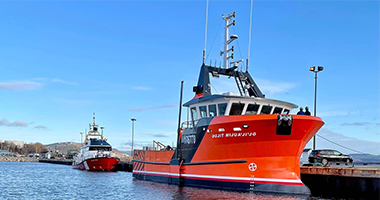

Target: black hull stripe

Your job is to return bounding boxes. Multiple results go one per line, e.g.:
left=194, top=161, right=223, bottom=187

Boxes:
left=184, top=160, right=247, bottom=165
left=132, top=160, right=247, bottom=165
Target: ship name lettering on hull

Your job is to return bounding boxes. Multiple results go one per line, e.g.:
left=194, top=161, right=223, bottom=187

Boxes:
left=212, top=132, right=256, bottom=139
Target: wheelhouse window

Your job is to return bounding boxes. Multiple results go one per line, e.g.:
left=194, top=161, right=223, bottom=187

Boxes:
left=283, top=109, right=290, bottom=114
left=199, top=106, right=207, bottom=118
left=273, top=107, right=283, bottom=114
left=218, top=103, right=227, bottom=116
left=260, top=105, right=273, bottom=114
left=245, top=104, right=260, bottom=115
left=229, top=103, right=245, bottom=115
left=89, top=147, right=111, bottom=151
left=208, top=104, right=217, bottom=117
left=191, top=107, right=198, bottom=121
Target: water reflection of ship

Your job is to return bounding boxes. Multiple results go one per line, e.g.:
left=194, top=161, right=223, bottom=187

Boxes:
left=72, top=114, right=119, bottom=171
left=132, top=10, right=324, bottom=195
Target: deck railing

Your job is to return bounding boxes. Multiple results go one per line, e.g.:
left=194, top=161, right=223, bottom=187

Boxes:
left=181, top=120, right=198, bottom=129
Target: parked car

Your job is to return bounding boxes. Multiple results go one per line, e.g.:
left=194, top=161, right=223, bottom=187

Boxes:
left=308, top=149, right=353, bottom=165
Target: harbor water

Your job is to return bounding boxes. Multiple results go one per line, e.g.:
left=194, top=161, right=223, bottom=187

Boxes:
left=0, top=162, right=339, bottom=199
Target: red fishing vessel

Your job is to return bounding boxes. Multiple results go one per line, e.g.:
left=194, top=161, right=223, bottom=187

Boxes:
left=73, top=114, right=119, bottom=171
left=133, top=11, right=324, bottom=195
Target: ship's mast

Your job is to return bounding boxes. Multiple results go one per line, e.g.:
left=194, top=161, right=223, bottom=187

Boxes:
left=221, top=12, right=240, bottom=69
left=89, top=113, right=99, bottom=133
left=192, top=11, right=265, bottom=99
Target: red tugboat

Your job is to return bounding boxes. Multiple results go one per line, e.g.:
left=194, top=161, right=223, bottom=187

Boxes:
left=73, top=114, right=119, bottom=171
left=132, top=12, right=324, bottom=195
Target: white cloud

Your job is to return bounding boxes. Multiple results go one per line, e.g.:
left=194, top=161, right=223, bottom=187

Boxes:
left=341, top=122, right=371, bottom=126
left=255, top=78, right=296, bottom=95
left=132, top=86, right=151, bottom=91
left=34, top=125, right=48, bottom=130
left=12, top=121, right=28, bottom=127
left=0, top=81, right=42, bottom=90
left=318, top=110, right=359, bottom=117
left=0, top=119, right=11, bottom=126
left=0, top=78, right=76, bottom=91
left=51, top=78, right=77, bottom=85
left=0, top=119, right=28, bottom=127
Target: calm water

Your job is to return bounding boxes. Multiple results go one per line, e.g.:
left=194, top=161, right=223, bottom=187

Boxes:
left=0, top=162, right=336, bottom=200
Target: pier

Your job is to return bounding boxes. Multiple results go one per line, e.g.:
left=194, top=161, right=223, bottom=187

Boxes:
left=115, top=161, right=133, bottom=172
left=39, top=158, right=73, bottom=165
left=38, top=159, right=132, bottom=172
left=301, top=166, right=380, bottom=199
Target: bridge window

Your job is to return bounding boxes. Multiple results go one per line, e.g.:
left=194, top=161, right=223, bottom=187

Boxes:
left=260, top=105, right=273, bottom=114
left=191, top=107, right=198, bottom=121
left=89, top=147, right=111, bottom=151
left=209, top=104, right=217, bottom=117
left=283, top=109, right=290, bottom=114
left=199, top=106, right=207, bottom=118
left=246, top=104, right=260, bottom=115
left=218, top=103, right=227, bottom=116
left=229, top=103, right=245, bottom=115
left=273, top=107, right=283, bottom=114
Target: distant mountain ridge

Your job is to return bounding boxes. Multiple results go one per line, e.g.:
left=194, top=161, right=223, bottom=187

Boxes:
left=350, top=154, right=380, bottom=163
left=45, top=142, right=77, bottom=146
left=45, top=142, right=82, bottom=155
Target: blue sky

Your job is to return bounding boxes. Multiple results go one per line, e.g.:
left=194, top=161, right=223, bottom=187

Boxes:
left=0, top=1, right=379, bottom=155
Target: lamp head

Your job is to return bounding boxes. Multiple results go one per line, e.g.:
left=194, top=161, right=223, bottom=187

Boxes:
left=230, top=35, right=238, bottom=40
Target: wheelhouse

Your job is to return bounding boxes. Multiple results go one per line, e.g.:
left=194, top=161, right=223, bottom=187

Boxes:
left=183, top=93, right=297, bottom=127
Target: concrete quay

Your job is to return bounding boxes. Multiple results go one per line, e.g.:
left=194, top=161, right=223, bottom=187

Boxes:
left=39, top=158, right=73, bottom=165
left=0, top=156, right=38, bottom=162
left=38, top=159, right=132, bottom=171
left=301, top=166, right=380, bottom=199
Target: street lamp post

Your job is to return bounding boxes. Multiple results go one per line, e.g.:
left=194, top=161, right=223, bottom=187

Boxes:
left=309, top=66, right=324, bottom=150
left=130, top=118, right=137, bottom=160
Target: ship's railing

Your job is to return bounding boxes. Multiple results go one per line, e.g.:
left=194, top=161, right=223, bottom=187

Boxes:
left=181, top=120, right=198, bottom=129
left=142, top=145, right=175, bottom=151
left=90, top=151, right=112, bottom=158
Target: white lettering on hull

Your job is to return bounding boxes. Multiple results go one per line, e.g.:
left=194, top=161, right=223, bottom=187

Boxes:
left=212, top=132, right=256, bottom=139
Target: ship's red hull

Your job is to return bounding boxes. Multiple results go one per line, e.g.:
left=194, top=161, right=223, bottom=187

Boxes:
left=73, top=157, right=119, bottom=171
left=133, top=115, right=324, bottom=194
